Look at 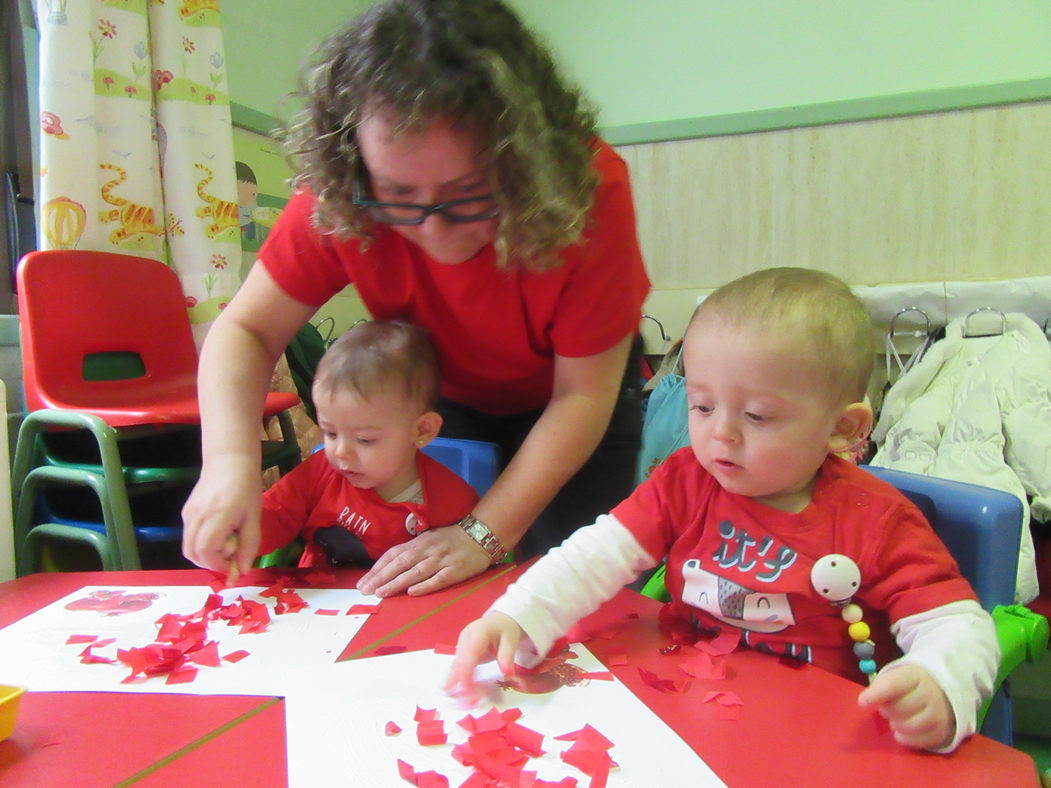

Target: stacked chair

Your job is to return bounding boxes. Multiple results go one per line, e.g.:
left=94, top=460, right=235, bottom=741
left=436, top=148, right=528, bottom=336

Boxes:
left=11, top=250, right=301, bottom=573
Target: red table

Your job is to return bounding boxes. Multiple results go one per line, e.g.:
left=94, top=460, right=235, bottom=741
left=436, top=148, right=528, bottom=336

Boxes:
left=0, top=566, right=1039, bottom=787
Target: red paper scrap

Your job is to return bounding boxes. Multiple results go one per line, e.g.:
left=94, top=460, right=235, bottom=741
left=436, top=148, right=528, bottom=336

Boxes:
left=314, top=609, right=339, bottom=616
left=872, top=711, right=891, bottom=735
left=347, top=604, right=379, bottom=615
left=385, top=721, right=402, bottom=736
left=414, top=706, right=440, bottom=722
left=222, top=650, right=250, bottom=663
left=696, top=628, right=740, bottom=656
left=678, top=653, right=727, bottom=680
left=637, top=667, right=677, bottom=693
left=605, top=653, right=628, bottom=667
left=503, top=721, right=545, bottom=756
left=415, top=771, right=449, bottom=788
left=416, top=720, right=448, bottom=746
left=165, top=665, right=198, bottom=685
left=433, top=642, right=456, bottom=655
left=701, top=690, right=742, bottom=707
left=457, top=772, right=490, bottom=788
left=375, top=645, right=408, bottom=656
left=66, top=634, right=98, bottom=644
left=397, top=759, right=416, bottom=783
left=553, top=725, right=613, bottom=751
left=188, top=640, right=221, bottom=667
left=91, top=638, right=117, bottom=649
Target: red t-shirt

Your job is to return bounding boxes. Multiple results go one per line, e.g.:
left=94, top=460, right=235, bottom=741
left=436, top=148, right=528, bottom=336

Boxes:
left=259, top=140, right=650, bottom=415
left=258, top=451, right=478, bottom=568
left=612, top=449, right=977, bottom=680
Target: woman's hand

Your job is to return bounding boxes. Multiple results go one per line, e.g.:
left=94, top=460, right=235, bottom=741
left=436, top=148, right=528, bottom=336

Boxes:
left=181, top=454, right=264, bottom=579
left=444, top=611, right=523, bottom=704
left=857, top=664, right=955, bottom=750
left=357, top=524, right=493, bottom=597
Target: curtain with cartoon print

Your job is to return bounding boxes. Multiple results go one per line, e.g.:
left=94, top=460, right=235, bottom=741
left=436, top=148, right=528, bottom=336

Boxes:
left=36, top=0, right=239, bottom=347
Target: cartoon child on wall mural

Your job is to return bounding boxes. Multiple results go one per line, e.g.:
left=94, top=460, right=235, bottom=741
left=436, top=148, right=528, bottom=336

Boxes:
left=236, top=160, right=258, bottom=242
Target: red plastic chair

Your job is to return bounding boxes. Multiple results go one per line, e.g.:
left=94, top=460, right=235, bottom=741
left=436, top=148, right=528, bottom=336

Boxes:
left=12, top=250, right=301, bottom=572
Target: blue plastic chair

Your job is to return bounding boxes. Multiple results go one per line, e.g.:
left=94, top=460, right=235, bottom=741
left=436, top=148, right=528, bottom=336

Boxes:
left=422, top=437, right=500, bottom=497
left=641, top=466, right=1048, bottom=746
left=862, top=466, right=1047, bottom=746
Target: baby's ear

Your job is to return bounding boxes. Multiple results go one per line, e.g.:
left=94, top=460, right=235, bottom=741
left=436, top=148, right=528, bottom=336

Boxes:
left=827, top=400, right=873, bottom=454
left=414, top=410, right=443, bottom=448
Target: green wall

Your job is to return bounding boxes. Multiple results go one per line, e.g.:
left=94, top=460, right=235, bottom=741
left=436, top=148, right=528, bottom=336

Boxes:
left=223, top=0, right=1051, bottom=141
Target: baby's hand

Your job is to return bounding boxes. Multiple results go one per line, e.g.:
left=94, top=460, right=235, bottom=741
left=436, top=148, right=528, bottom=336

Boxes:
left=443, top=612, right=523, bottom=705
left=857, top=664, right=954, bottom=750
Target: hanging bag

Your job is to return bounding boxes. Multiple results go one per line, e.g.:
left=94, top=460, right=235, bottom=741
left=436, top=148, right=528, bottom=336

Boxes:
left=635, top=341, right=689, bottom=486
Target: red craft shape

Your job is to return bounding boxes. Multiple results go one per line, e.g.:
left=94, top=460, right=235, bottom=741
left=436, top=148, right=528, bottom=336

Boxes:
left=605, top=653, right=628, bottom=667
left=66, top=634, right=98, bottom=644
left=314, top=609, right=339, bottom=616
left=165, top=665, right=198, bottom=685
left=580, top=671, right=613, bottom=681
left=347, top=604, right=379, bottom=615
left=417, top=720, right=448, bottom=746
left=222, top=650, right=250, bottom=663
left=637, top=667, right=677, bottom=693
left=385, top=721, right=402, bottom=736
left=414, top=706, right=440, bottom=722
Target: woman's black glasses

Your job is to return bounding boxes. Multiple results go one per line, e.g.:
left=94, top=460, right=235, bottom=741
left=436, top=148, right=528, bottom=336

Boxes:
left=352, top=178, right=499, bottom=225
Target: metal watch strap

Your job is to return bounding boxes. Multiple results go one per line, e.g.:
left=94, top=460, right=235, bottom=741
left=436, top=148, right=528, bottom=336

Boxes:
left=458, top=515, right=508, bottom=563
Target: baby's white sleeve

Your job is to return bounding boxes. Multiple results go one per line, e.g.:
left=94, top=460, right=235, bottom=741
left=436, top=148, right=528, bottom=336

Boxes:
left=489, top=514, right=658, bottom=666
left=882, top=599, right=999, bottom=753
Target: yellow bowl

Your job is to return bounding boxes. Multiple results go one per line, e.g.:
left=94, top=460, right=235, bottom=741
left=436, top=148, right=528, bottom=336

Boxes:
left=0, top=685, right=26, bottom=741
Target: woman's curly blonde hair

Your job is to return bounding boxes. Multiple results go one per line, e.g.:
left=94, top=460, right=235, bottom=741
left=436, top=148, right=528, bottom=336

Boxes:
left=279, top=0, right=599, bottom=271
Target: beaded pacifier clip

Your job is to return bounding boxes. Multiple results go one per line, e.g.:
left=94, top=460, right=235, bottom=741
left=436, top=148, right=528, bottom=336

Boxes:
left=810, top=554, right=878, bottom=683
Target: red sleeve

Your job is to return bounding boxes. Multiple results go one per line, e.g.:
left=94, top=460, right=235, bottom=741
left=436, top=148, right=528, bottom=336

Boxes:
left=858, top=500, right=978, bottom=623
left=257, top=453, right=328, bottom=556
left=258, top=189, right=356, bottom=307
left=610, top=447, right=695, bottom=560
left=416, top=454, right=480, bottom=530
left=549, top=140, right=650, bottom=358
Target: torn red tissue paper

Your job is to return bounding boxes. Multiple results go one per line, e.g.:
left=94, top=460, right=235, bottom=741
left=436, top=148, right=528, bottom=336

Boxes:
left=188, top=640, right=221, bottom=667
left=417, top=720, right=448, bottom=746
left=414, top=706, right=440, bottom=722
left=397, top=759, right=416, bottom=783
left=678, top=653, right=727, bottom=680
left=702, top=689, right=743, bottom=718
left=605, top=653, right=628, bottom=667
left=165, top=665, right=198, bottom=685
left=696, top=628, right=740, bottom=657
left=66, top=634, right=98, bottom=645
left=415, top=771, right=449, bottom=788
left=637, top=667, right=677, bottom=693
left=347, top=603, right=379, bottom=615
left=385, top=721, right=402, bottom=736
left=558, top=725, right=615, bottom=786
left=222, top=649, right=250, bottom=663
left=314, top=609, right=340, bottom=616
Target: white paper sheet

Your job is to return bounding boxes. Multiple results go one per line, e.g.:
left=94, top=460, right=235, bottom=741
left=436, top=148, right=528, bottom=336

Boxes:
left=0, top=585, right=378, bottom=695
left=283, top=646, right=727, bottom=788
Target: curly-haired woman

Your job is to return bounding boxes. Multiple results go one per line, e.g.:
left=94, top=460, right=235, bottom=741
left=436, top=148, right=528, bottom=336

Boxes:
left=182, top=0, right=650, bottom=596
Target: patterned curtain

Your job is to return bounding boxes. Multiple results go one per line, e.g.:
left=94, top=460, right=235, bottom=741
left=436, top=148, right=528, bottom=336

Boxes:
left=36, top=0, right=240, bottom=346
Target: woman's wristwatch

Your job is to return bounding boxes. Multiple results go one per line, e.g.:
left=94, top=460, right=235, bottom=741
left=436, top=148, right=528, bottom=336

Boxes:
left=457, top=515, right=509, bottom=564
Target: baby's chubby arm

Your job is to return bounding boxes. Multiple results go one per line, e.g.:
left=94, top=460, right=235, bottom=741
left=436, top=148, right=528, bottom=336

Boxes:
left=443, top=515, right=657, bottom=703
left=858, top=664, right=953, bottom=749
left=860, top=599, right=998, bottom=752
